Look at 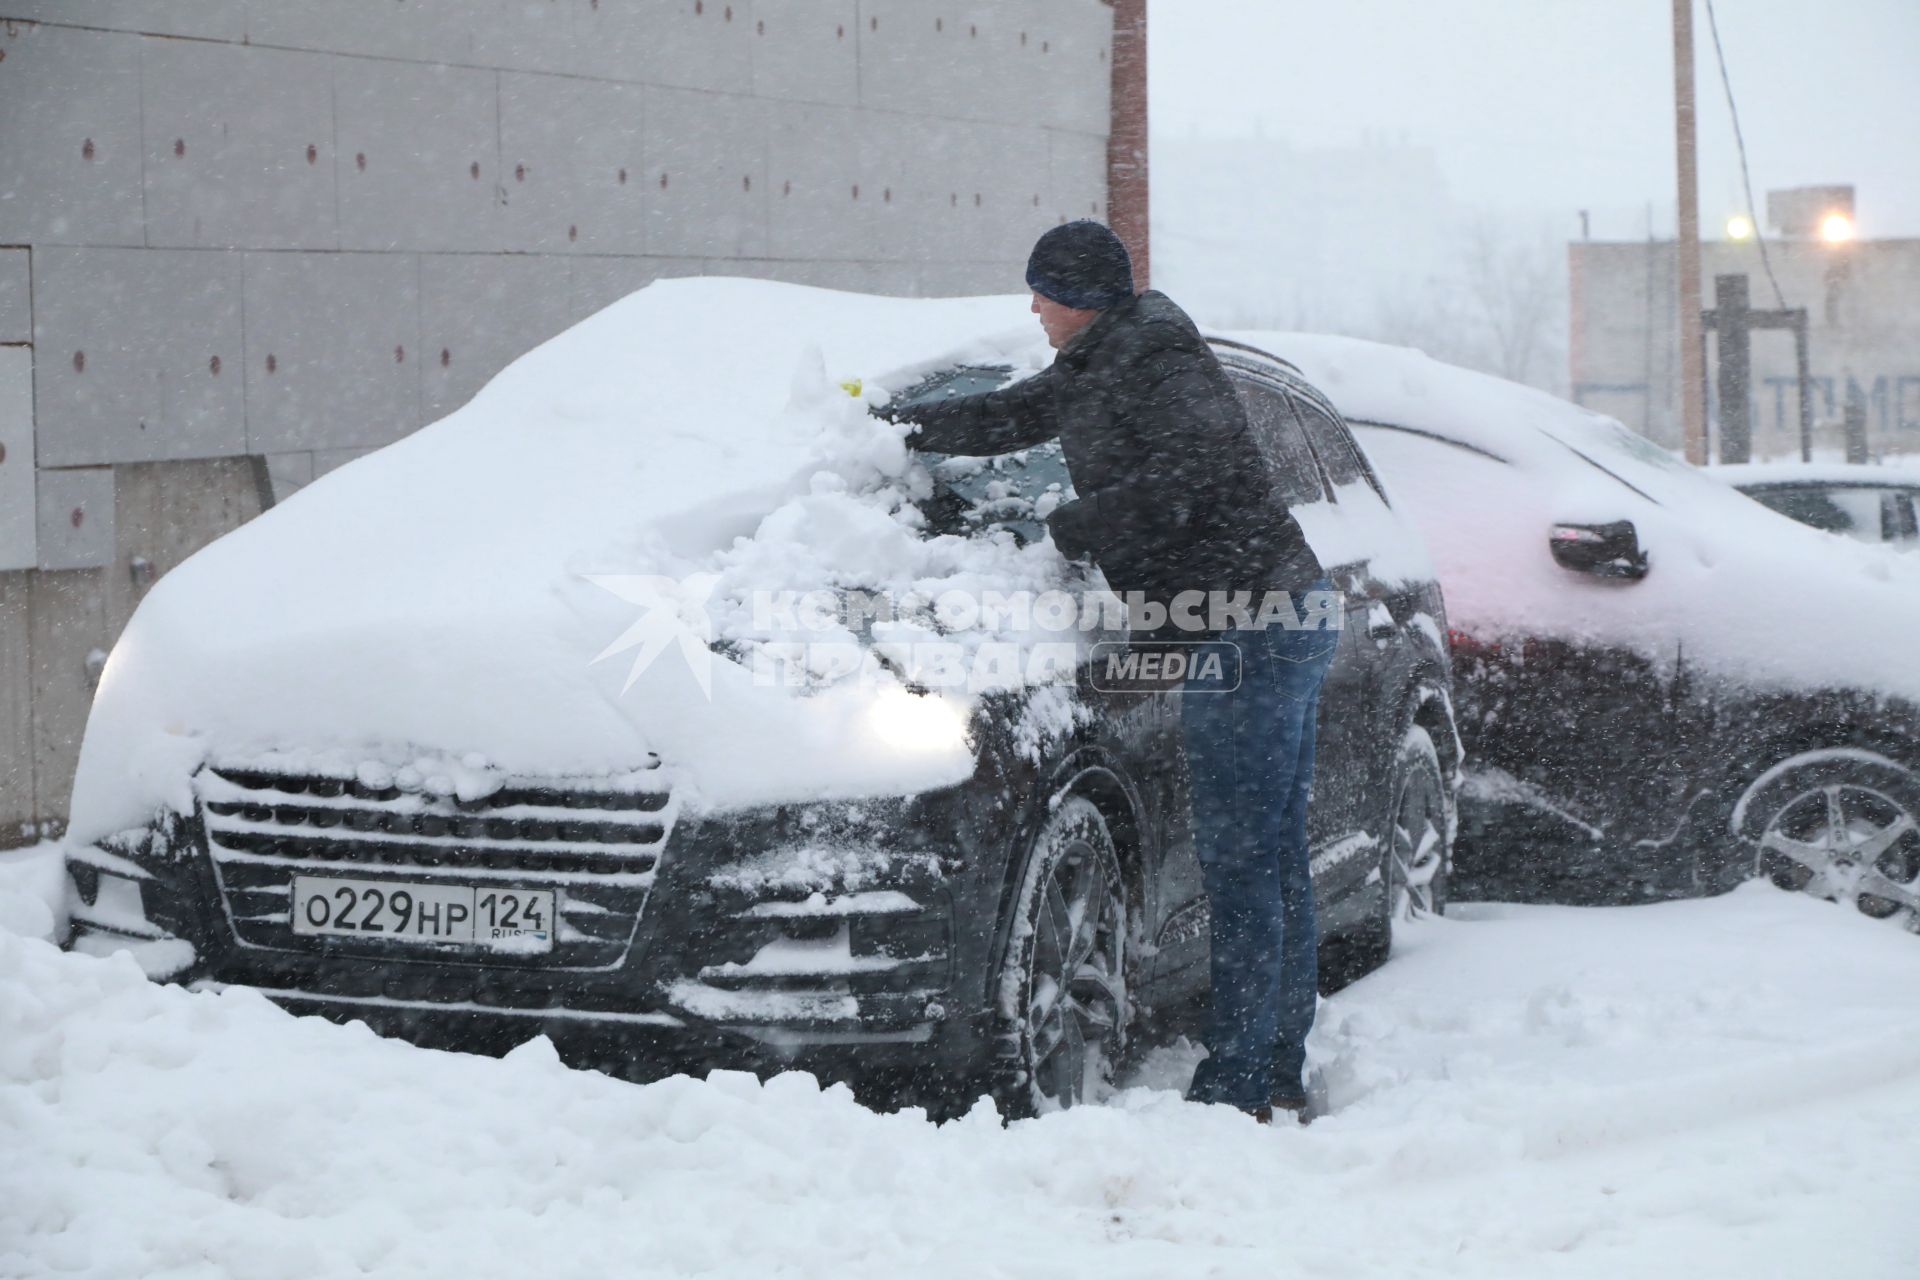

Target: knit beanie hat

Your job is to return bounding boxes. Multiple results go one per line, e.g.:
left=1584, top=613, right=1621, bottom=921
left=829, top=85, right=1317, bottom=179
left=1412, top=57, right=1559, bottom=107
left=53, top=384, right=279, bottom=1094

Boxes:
left=1025, top=220, right=1136, bottom=310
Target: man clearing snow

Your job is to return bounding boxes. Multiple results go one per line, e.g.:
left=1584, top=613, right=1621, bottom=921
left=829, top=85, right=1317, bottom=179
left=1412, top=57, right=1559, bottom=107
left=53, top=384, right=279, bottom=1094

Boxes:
left=882, top=220, right=1334, bottom=1122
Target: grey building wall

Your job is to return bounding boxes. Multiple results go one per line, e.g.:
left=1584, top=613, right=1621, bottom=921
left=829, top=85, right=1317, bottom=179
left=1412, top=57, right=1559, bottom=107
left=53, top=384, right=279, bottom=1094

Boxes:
left=0, top=0, right=1116, bottom=843
left=1570, top=237, right=1920, bottom=462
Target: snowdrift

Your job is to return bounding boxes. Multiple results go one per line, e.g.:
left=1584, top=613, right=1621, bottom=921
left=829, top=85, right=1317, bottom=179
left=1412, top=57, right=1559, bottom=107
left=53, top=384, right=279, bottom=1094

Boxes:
left=5, top=837, right=1918, bottom=1279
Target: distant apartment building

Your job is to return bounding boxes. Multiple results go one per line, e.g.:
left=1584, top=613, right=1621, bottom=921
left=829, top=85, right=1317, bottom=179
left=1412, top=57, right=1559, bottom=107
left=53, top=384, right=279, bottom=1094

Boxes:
left=1569, top=201, right=1920, bottom=461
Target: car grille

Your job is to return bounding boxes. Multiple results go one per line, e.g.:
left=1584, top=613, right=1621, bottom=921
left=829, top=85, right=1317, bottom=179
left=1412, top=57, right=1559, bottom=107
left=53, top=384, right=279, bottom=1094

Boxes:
left=195, top=759, right=673, bottom=971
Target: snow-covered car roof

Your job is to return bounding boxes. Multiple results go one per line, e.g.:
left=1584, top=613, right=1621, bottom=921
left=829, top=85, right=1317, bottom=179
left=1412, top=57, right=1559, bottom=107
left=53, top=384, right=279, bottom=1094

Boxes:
left=1225, top=330, right=1920, bottom=707
left=1707, top=460, right=1920, bottom=491
left=73, top=280, right=1085, bottom=844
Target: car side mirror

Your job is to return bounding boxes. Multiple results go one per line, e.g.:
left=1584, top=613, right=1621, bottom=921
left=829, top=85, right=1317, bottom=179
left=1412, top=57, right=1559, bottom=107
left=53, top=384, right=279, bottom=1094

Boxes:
left=1549, top=520, right=1650, bottom=580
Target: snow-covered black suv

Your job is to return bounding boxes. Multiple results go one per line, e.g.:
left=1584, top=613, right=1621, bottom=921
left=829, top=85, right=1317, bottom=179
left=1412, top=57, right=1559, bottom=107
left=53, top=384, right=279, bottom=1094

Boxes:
left=62, top=280, right=1455, bottom=1113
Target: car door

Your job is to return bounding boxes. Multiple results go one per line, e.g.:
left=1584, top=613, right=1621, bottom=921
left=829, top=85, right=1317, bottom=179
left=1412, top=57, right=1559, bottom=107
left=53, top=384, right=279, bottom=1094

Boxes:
left=1146, top=372, right=1361, bottom=993
left=1284, top=390, right=1426, bottom=911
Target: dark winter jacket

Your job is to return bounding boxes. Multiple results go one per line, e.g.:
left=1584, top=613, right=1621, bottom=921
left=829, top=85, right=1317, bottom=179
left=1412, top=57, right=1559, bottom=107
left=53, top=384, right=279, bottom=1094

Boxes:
left=897, top=290, right=1324, bottom=613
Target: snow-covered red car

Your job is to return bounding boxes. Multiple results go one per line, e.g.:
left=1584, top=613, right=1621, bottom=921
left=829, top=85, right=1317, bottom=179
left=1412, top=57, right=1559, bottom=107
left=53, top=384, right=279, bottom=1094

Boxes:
left=60, top=281, right=1455, bottom=1113
left=1235, top=333, right=1920, bottom=932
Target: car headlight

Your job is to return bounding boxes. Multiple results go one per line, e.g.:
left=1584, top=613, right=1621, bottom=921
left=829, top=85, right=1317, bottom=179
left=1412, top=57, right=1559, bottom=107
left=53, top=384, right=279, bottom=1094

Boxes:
left=866, top=686, right=971, bottom=753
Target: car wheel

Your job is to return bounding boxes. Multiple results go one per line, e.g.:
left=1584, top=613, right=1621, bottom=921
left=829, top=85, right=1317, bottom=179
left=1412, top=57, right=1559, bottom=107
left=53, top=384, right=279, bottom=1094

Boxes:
left=1352, top=726, right=1451, bottom=971
left=1731, top=748, right=1920, bottom=933
left=993, top=795, right=1130, bottom=1116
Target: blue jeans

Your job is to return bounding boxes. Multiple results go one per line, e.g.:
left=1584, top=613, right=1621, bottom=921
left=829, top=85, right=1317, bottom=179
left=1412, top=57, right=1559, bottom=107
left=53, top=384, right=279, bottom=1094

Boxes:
left=1180, top=583, right=1338, bottom=1109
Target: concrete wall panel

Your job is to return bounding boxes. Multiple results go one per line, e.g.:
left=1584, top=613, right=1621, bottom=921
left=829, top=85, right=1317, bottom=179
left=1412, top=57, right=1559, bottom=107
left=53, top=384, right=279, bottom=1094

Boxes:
left=0, top=571, right=31, bottom=842
left=0, top=2, right=244, bottom=39
left=0, top=250, right=30, bottom=343
left=0, top=348, right=35, bottom=571
left=419, top=255, right=575, bottom=421
left=752, top=0, right=858, bottom=105
left=28, top=566, right=107, bottom=826
left=0, top=2, right=244, bottom=40
left=1045, top=0, right=1113, bottom=137
left=855, top=1, right=965, bottom=121
left=33, top=248, right=247, bottom=467
left=247, top=0, right=574, bottom=71
left=856, top=1, right=1099, bottom=130
left=242, top=251, right=422, bottom=454
left=244, top=0, right=473, bottom=65
left=141, top=41, right=339, bottom=251
left=311, top=446, right=376, bottom=482
left=0, top=24, right=145, bottom=246
left=916, top=260, right=1016, bottom=298
left=767, top=104, right=871, bottom=261
left=499, top=74, right=649, bottom=256
left=334, top=59, right=503, bottom=253
left=466, top=0, right=579, bottom=75
left=567, top=256, right=704, bottom=323
left=853, top=110, right=929, bottom=264
left=574, top=0, right=755, bottom=93
left=644, top=88, right=768, bottom=258
left=990, top=3, right=1052, bottom=125
left=898, top=118, right=1050, bottom=264
left=710, top=258, right=920, bottom=297
left=0, top=0, right=1113, bottom=834
left=263, top=451, right=316, bottom=506
left=1048, top=129, right=1108, bottom=226
left=111, top=459, right=262, bottom=610
left=35, top=467, right=114, bottom=571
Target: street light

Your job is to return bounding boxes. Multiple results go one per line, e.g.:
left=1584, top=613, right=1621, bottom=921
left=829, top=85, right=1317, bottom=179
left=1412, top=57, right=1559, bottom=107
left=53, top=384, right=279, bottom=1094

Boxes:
left=1725, top=213, right=1755, bottom=241
left=1819, top=211, right=1856, bottom=244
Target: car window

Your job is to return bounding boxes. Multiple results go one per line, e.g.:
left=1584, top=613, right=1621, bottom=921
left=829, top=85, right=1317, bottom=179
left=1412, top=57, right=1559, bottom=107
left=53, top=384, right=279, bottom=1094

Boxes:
left=1291, top=396, right=1391, bottom=504
left=1892, top=492, right=1920, bottom=544
left=1749, top=485, right=1886, bottom=542
left=1232, top=379, right=1328, bottom=507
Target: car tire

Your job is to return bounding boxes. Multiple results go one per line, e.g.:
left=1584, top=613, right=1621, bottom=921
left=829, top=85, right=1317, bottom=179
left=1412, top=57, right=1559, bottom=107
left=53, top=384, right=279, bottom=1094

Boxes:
left=1351, top=725, right=1451, bottom=973
left=1727, top=746, right=1920, bottom=933
left=990, top=795, right=1131, bottom=1116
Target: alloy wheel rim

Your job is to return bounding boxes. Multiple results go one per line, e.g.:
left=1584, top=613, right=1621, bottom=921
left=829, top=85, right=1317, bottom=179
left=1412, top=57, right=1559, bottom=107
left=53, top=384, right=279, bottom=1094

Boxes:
left=1390, top=767, right=1446, bottom=920
left=1757, top=782, right=1920, bottom=927
left=1025, top=838, right=1125, bottom=1109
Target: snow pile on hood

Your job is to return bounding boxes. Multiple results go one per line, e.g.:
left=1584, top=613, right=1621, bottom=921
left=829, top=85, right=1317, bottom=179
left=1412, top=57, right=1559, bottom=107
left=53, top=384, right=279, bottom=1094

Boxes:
left=71, top=280, right=1095, bottom=845
left=1234, top=331, right=1920, bottom=704
left=7, top=852, right=1920, bottom=1278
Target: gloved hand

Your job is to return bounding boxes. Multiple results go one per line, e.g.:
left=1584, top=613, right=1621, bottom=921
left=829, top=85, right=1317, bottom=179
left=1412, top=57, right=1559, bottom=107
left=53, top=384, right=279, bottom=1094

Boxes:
left=1045, top=497, right=1102, bottom=563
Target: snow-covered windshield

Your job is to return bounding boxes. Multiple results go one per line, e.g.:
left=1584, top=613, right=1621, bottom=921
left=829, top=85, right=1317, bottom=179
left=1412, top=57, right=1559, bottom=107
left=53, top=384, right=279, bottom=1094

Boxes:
left=890, top=364, right=1075, bottom=544
left=923, top=445, right=1074, bottom=544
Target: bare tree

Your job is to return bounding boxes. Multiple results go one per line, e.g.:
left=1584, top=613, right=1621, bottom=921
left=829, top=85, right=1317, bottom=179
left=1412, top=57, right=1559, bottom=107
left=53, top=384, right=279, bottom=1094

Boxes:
left=1459, top=217, right=1566, bottom=391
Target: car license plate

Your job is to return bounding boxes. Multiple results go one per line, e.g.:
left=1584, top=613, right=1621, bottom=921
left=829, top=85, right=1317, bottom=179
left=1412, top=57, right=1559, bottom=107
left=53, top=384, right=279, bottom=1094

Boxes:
left=290, top=876, right=554, bottom=952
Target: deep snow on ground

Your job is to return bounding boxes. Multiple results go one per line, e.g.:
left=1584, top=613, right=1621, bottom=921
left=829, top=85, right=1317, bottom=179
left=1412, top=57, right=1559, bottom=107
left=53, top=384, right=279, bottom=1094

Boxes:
left=4, top=845, right=1917, bottom=1279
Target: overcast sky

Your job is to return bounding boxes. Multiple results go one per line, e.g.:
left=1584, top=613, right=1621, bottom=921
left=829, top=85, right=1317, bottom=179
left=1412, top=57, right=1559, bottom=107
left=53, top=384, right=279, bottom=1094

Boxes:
left=1149, top=0, right=1920, bottom=240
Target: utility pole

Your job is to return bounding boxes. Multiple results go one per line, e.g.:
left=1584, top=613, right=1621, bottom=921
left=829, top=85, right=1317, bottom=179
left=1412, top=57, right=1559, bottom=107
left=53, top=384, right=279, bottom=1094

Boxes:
left=1710, top=276, right=1752, bottom=463
left=1672, top=0, right=1707, bottom=463
left=1107, top=0, right=1150, bottom=290
left=1702, top=273, right=1812, bottom=465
